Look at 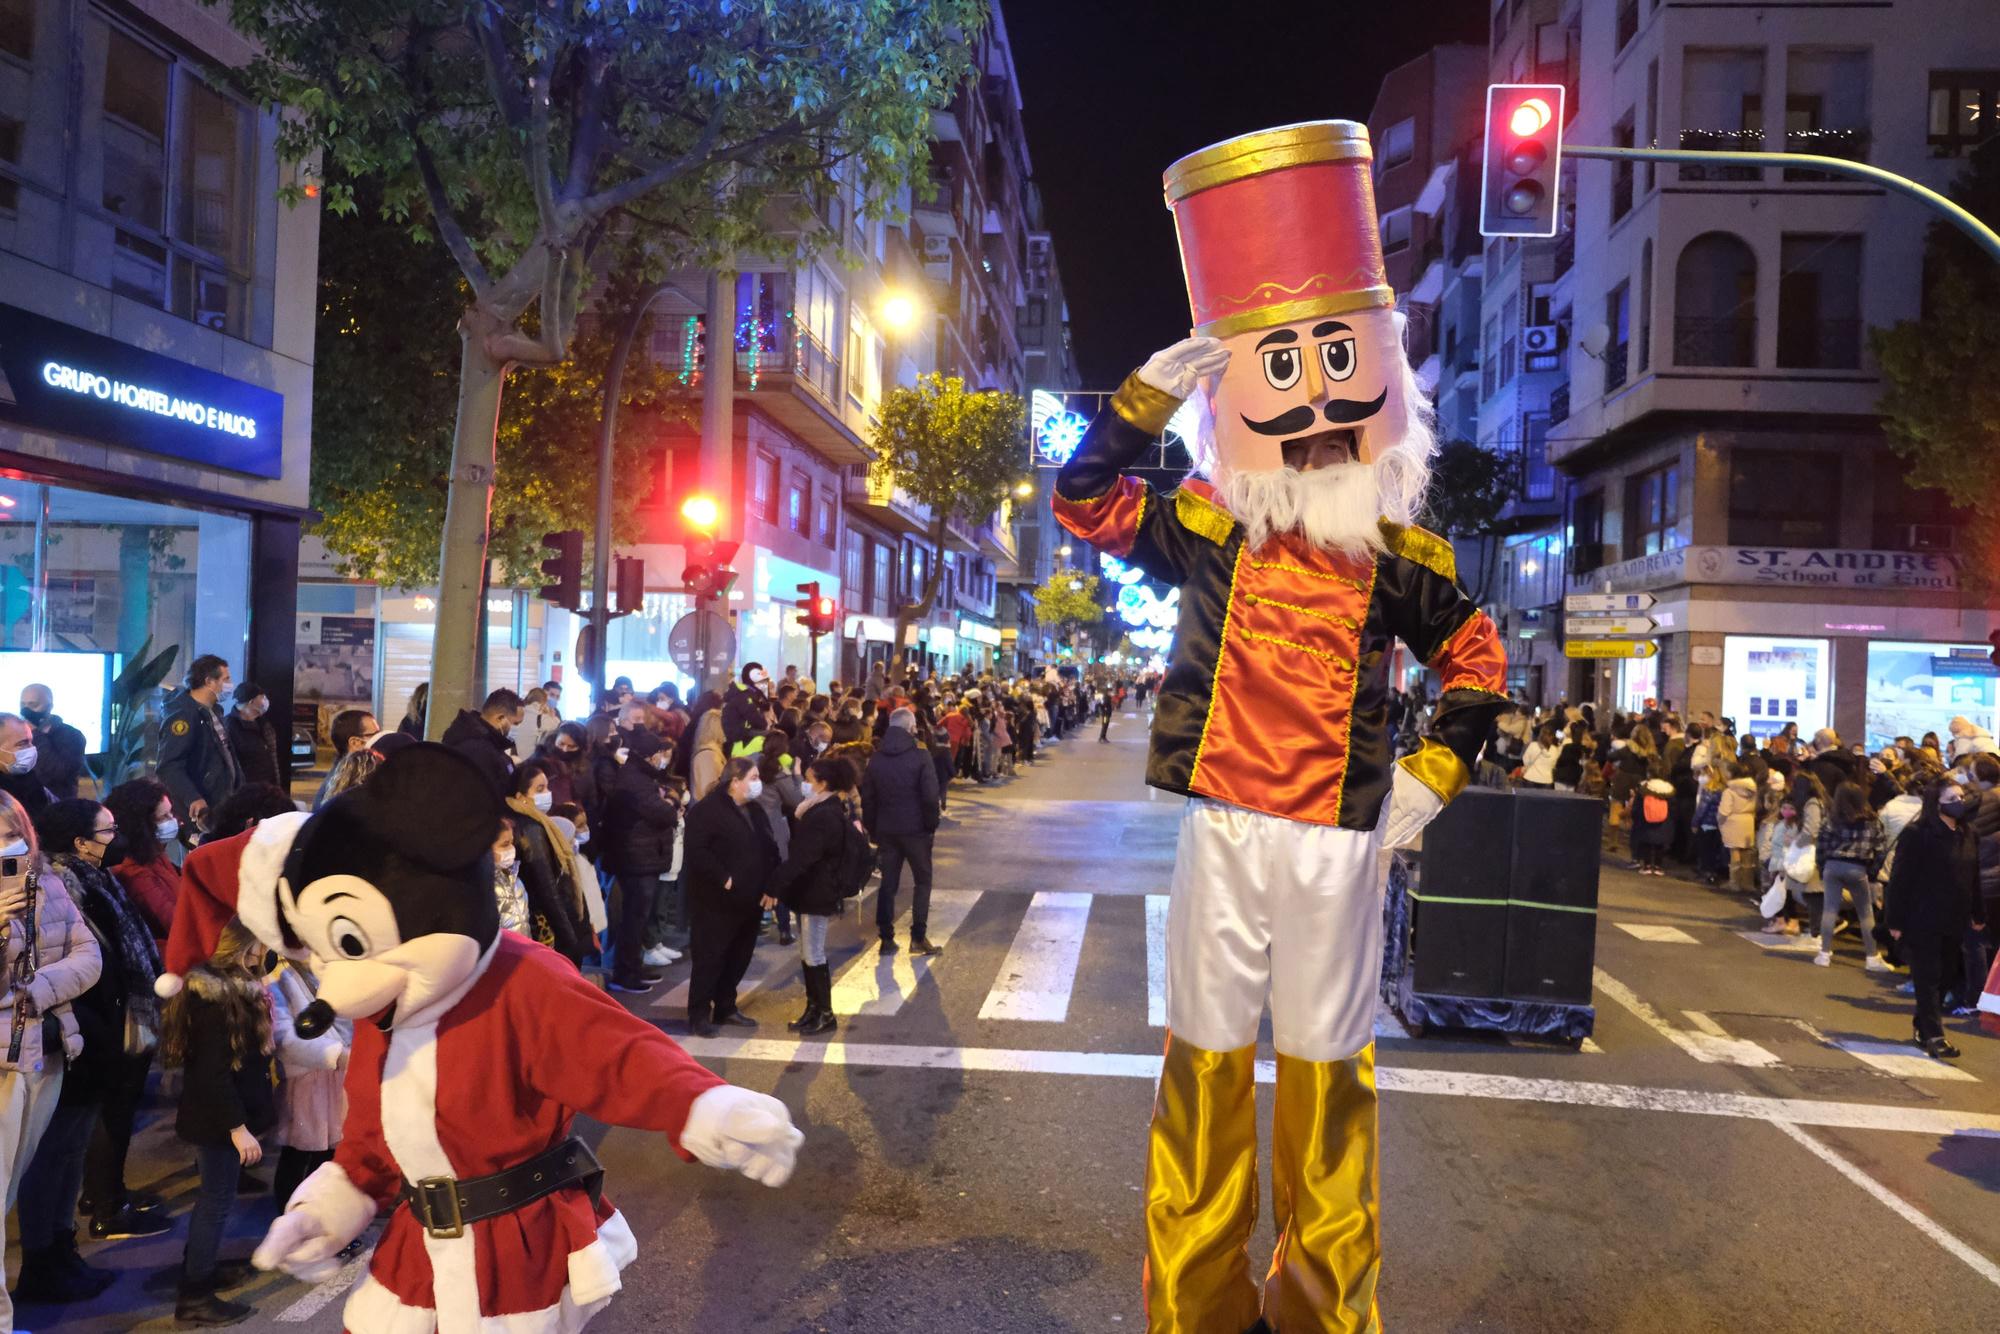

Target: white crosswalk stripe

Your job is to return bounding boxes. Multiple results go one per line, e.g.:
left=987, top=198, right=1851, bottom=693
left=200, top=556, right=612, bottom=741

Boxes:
left=653, top=941, right=792, bottom=1012
left=828, top=889, right=982, bottom=1016
left=979, top=891, right=1093, bottom=1022
left=1145, top=894, right=1170, bottom=1027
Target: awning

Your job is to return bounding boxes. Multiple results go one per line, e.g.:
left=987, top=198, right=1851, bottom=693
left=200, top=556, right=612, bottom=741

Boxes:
left=1414, top=161, right=1453, bottom=217
left=1408, top=259, right=1444, bottom=305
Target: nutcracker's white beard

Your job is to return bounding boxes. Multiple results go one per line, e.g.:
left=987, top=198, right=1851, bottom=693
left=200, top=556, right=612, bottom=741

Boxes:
left=1185, top=350, right=1436, bottom=557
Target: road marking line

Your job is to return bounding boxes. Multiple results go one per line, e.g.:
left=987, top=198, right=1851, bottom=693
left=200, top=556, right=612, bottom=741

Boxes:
left=1594, top=968, right=1781, bottom=1066
left=1770, top=1120, right=2000, bottom=1289
left=653, top=941, right=792, bottom=1012
left=1145, top=895, right=1170, bottom=1027
left=1580, top=1038, right=1605, bottom=1054
left=675, top=1036, right=2000, bottom=1138
left=274, top=1247, right=375, bottom=1322
left=829, top=889, right=981, bottom=1017
left=979, top=891, right=1094, bottom=1022
left=1616, top=922, right=1699, bottom=944
left=1833, top=1038, right=1980, bottom=1083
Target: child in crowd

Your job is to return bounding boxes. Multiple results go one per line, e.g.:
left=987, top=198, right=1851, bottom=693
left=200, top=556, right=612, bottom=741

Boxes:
left=491, top=819, right=530, bottom=934
left=163, top=919, right=278, bottom=1327
left=1629, top=778, right=1675, bottom=875
left=263, top=957, right=348, bottom=1210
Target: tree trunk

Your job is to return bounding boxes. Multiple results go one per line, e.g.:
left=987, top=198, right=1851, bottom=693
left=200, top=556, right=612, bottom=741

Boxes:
left=891, top=510, right=952, bottom=677
left=425, top=322, right=509, bottom=740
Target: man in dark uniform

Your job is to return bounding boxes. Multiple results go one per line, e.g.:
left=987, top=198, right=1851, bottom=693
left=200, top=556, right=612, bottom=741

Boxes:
left=158, top=654, right=243, bottom=832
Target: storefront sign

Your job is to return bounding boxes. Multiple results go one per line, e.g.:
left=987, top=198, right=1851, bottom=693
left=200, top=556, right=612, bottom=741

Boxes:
left=0, top=303, right=284, bottom=478
left=957, top=618, right=1002, bottom=647
left=1575, top=545, right=1964, bottom=595
left=927, top=626, right=957, bottom=654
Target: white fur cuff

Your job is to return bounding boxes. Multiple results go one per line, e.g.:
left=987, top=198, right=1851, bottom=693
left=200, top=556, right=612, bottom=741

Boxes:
left=289, top=1160, right=379, bottom=1247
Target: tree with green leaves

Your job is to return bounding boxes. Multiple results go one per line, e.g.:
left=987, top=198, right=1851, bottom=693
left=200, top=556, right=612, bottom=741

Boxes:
left=1421, top=439, right=1519, bottom=602
left=870, top=374, right=1028, bottom=656
left=1031, top=570, right=1104, bottom=652
left=1872, top=139, right=2000, bottom=590
left=312, top=187, right=680, bottom=587
left=224, top=0, right=983, bottom=735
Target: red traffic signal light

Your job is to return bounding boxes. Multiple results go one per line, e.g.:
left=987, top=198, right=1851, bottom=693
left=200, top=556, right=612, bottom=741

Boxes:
left=537, top=530, right=583, bottom=611
left=680, top=493, right=721, bottom=533
left=794, top=583, right=839, bottom=634
left=682, top=536, right=740, bottom=600
left=1481, top=83, right=1565, bottom=238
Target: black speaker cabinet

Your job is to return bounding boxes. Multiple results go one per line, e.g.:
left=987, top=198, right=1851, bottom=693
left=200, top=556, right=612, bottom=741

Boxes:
left=1503, top=790, right=1602, bottom=1003
left=1409, top=788, right=1513, bottom=997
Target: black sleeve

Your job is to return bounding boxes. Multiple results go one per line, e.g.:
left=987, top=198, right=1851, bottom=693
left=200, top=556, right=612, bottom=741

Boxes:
left=768, top=808, right=834, bottom=906
left=183, top=996, right=247, bottom=1134
left=1376, top=544, right=1510, bottom=779
left=1051, top=375, right=1218, bottom=588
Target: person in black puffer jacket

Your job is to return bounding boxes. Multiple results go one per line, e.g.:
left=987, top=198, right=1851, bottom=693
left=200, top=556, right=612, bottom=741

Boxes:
left=860, top=707, right=941, bottom=955
left=768, top=756, right=865, bottom=1037
left=721, top=664, right=775, bottom=752
left=1885, top=777, right=1982, bottom=1061
left=600, top=731, right=680, bottom=993
left=681, top=758, right=780, bottom=1037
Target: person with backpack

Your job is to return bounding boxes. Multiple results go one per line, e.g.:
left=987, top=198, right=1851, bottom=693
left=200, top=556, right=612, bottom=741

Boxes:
left=767, top=756, right=871, bottom=1037
left=1813, top=781, right=1891, bottom=972
left=1630, top=778, right=1675, bottom=875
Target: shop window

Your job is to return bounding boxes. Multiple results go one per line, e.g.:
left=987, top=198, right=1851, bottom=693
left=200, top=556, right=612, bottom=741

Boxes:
left=1728, top=450, right=1840, bottom=547
left=0, top=477, right=251, bottom=704
left=1929, top=70, right=2000, bottom=154
left=751, top=451, right=778, bottom=524
left=1624, top=462, right=1680, bottom=557
left=1777, top=234, right=1862, bottom=369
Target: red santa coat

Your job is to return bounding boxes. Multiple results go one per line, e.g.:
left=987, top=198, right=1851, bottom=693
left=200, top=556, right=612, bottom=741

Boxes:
left=297, top=931, right=724, bottom=1333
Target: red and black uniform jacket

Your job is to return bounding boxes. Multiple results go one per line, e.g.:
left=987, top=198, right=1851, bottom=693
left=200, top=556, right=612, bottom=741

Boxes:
left=1052, top=375, right=1508, bottom=830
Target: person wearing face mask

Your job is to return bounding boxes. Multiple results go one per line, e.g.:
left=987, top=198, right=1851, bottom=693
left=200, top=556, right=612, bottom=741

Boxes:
left=0, top=712, right=54, bottom=820
left=687, top=694, right=729, bottom=802
left=158, top=656, right=244, bottom=834
left=17, top=686, right=87, bottom=803
left=104, top=778, right=184, bottom=943
left=681, top=758, right=780, bottom=1037
left=1886, top=779, right=1983, bottom=1060
left=601, top=732, right=681, bottom=994
left=0, top=791, right=103, bottom=1334
left=506, top=763, right=589, bottom=966
left=490, top=822, right=531, bottom=936
left=751, top=737, right=804, bottom=947
left=16, top=799, right=168, bottom=1300
left=225, top=683, right=283, bottom=791
left=536, top=722, right=602, bottom=830
left=722, top=663, right=777, bottom=752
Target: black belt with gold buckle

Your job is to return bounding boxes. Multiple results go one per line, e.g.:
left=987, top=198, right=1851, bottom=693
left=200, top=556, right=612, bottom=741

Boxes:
left=399, top=1136, right=604, bottom=1240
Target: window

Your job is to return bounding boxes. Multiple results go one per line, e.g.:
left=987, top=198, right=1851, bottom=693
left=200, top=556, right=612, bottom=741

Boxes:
left=871, top=541, right=893, bottom=614
left=1624, top=462, right=1680, bottom=557
left=1777, top=234, right=1863, bottom=369
left=1481, top=314, right=1499, bottom=399
left=844, top=534, right=866, bottom=607
left=1673, top=232, right=1757, bottom=367
left=1610, top=112, right=1635, bottom=221
left=1501, top=293, right=1518, bottom=386
left=1930, top=70, right=2000, bottom=153
left=1728, top=450, right=1840, bottom=546
left=1616, top=0, right=1639, bottom=52
left=795, top=264, right=843, bottom=403
left=1023, top=297, right=1046, bottom=328
left=1680, top=48, right=1766, bottom=181
left=786, top=475, right=810, bottom=535
left=1521, top=413, right=1556, bottom=501
left=1643, top=60, right=1660, bottom=192
left=0, top=0, right=32, bottom=60
left=102, top=28, right=170, bottom=304
left=817, top=494, right=836, bottom=545
left=1379, top=118, right=1415, bottom=172
left=1605, top=282, right=1631, bottom=390
left=1381, top=206, right=1412, bottom=254
left=1783, top=49, right=1871, bottom=178
left=1637, top=239, right=1654, bottom=371
left=1571, top=490, right=1606, bottom=573
left=751, top=452, right=778, bottom=524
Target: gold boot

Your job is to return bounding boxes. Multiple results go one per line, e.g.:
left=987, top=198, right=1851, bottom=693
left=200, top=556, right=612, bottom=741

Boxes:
left=1144, top=1034, right=1262, bottom=1334
left=1261, top=1045, right=1382, bottom=1333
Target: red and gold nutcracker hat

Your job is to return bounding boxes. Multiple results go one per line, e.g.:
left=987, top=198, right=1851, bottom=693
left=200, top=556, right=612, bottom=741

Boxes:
left=1163, top=120, right=1393, bottom=339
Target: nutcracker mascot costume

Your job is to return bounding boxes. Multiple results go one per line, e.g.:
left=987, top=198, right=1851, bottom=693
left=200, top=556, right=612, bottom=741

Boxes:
left=1051, top=121, right=1507, bottom=1333
left=157, top=742, right=803, bottom=1333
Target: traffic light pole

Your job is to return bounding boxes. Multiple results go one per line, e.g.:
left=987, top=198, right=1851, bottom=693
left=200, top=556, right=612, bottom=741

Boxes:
left=1564, top=145, right=2000, bottom=265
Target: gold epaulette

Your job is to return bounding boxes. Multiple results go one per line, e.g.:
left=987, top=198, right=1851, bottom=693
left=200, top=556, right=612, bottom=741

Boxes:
left=1378, top=520, right=1456, bottom=581
left=1174, top=487, right=1236, bottom=546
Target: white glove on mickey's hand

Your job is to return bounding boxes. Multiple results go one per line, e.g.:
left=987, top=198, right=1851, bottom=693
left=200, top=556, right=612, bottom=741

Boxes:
left=1380, top=764, right=1445, bottom=851
left=252, top=1210, right=345, bottom=1283
left=1135, top=336, right=1232, bottom=400
left=681, top=1084, right=804, bottom=1188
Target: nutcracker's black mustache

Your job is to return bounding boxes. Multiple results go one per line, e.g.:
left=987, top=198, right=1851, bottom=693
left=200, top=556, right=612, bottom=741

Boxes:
left=1240, top=389, right=1388, bottom=435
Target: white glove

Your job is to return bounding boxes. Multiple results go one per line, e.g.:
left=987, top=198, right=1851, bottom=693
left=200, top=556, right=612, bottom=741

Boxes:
left=1135, top=336, right=1231, bottom=400
left=1379, top=764, right=1445, bottom=851
left=681, top=1084, right=804, bottom=1188
left=252, top=1210, right=346, bottom=1283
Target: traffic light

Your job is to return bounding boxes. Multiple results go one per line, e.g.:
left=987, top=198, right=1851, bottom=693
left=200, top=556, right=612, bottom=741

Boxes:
left=1480, top=83, right=1565, bottom=238
left=793, top=582, right=839, bottom=635
left=613, top=556, right=646, bottom=616
left=676, top=492, right=739, bottom=600
left=537, top=530, right=583, bottom=610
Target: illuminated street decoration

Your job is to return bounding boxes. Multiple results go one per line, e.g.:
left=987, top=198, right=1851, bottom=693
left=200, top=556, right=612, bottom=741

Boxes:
left=1100, top=553, right=1145, bottom=586
left=1038, top=409, right=1088, bottom=464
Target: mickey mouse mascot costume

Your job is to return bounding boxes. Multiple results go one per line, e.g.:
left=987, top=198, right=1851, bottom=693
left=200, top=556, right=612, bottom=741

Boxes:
left=1051, top=121, right=1507, bottom=1332
left=158, top=743, right=801, bottom=1332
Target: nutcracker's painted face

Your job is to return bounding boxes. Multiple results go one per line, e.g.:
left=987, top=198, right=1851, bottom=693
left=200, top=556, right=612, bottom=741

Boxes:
left=1190, top=306, right=1434, bottom=555
left=270, top=744, right=502, bottom=1034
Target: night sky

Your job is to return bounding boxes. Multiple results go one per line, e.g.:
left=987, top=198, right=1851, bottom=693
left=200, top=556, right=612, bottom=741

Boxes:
left=1005, top=0, right=1487, bottom=388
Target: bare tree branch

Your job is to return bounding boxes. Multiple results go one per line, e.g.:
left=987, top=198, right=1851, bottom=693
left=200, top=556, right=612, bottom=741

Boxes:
left=410, top=132, right=490, bottom=294
left=584, top=100, right=730, bottom=219
left=562, top=42, right=610, bottom=204
left=471, top=0, right=560, bottom=230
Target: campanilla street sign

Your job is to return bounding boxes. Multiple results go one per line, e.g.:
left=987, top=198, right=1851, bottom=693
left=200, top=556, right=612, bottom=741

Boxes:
left=1563, top=639, right=1659, bottom=660
left=1564, top=616, right=1658, bottom=637
left=1565, top=592, right=1656, bottom=613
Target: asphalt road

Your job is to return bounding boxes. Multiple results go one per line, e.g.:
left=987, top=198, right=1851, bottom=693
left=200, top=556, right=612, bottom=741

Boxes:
left=22, top=714, right=2000, bottom=1332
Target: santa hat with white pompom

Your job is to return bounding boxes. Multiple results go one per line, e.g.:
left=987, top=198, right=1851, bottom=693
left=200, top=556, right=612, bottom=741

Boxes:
left=154, top=811, right=310, bottom=999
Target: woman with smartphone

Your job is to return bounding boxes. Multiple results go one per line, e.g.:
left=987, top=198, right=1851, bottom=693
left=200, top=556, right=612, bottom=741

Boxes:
left=0, top=790, right=103, bottom=1333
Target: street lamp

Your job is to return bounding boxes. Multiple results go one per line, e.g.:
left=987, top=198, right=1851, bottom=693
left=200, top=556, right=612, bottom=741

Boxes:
left=1014, top=481, right=1035, bottom=499
left=879, top=290, right=921, bottom=334
left=1058, top=545, right=1073, bottom=558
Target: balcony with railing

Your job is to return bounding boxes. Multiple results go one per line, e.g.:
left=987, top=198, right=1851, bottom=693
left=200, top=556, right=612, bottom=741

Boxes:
left=1677, top=129, right=1764, bottom=182
left=1784, top=127, right=1870, bottom=182
left=1674, top=315, right=1757, bottom=368
left=1603, top=343, right=1630, bottom=392
left=653, top=307, right=872, bottom=467
left=1548, top=381, right=1570, bottom=425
